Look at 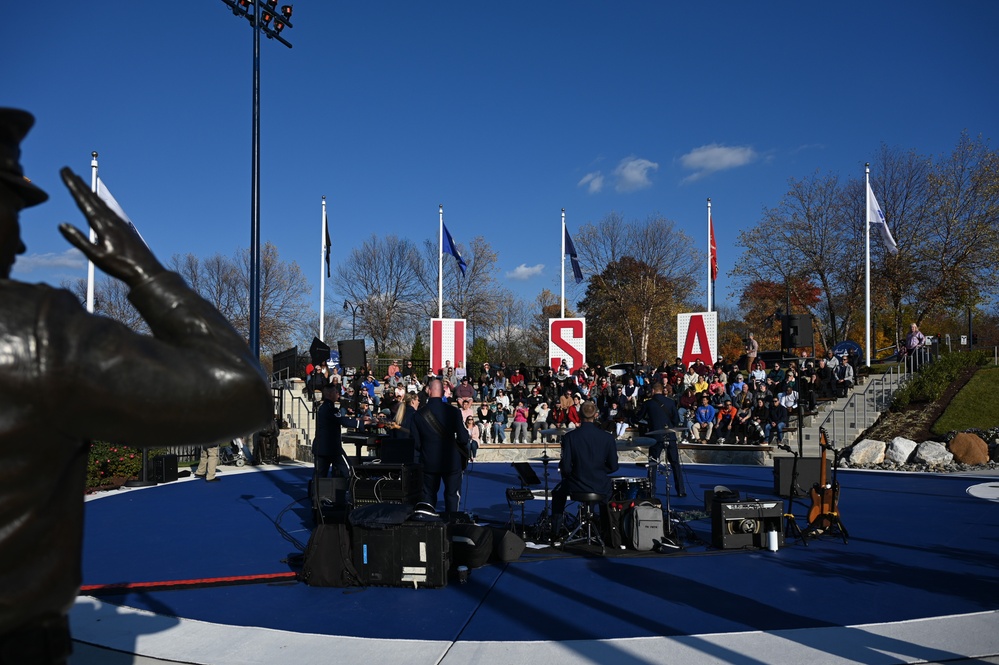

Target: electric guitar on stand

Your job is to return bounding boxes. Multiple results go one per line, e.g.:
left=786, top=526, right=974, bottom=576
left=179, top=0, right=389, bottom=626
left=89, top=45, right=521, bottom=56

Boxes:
left=803, top=427, right=849, bottom=543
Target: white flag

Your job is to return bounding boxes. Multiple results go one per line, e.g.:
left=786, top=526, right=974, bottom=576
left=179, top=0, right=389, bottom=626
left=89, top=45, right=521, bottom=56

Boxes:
left=96, top=177, right=147, bottom=247
left=867, top=182, right=898, bottom=254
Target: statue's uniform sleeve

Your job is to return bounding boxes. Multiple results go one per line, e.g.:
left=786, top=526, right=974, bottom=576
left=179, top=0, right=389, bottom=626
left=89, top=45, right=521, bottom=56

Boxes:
left=43, top=272, right=271, bottom=445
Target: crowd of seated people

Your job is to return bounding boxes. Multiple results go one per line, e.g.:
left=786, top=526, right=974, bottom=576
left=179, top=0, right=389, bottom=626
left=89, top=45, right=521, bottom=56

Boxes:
left=312, top=349, right=860, bottom=448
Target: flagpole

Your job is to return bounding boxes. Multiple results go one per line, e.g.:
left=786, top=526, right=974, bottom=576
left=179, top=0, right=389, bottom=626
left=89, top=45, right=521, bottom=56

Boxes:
left=86, top=152, right=99, bottom=313
left=560, top=208, right=566, bottom=318
left=706, top=198, right=712, bottom=312
left=438, top=204, right=444, bottom=319
left=865, top=163, right=872, bottom=367
left=320, top=196, right=327, bottom=343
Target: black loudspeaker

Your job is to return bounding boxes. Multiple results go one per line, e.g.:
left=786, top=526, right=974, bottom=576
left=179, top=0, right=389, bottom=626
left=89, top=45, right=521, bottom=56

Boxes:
left=773, top=456, right=830, bottom=498
left=781, top=315, right=813, bottom=349
left=711, top=500, right=784, bottom=550
left=490, top=527, right=526, bottom=562
left=338, top=339, right=366, bottom=369
left=352, top=521, right=449, bottom=588
left=309, top=477, right=350, bottom=525
left=152, top=454, right=178, bottom=483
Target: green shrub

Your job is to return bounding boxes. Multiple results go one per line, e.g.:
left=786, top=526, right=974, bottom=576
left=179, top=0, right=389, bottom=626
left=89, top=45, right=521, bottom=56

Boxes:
left=86, top=442, right=169, bottom=490
left=891, top=350, right=990, bottom=409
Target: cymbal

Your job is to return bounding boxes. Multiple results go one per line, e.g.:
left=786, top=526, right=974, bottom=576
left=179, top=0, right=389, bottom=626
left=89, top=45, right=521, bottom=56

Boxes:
left=540, top=428, right=568, bottom=437
left=531, top=454, right=555, bottom=461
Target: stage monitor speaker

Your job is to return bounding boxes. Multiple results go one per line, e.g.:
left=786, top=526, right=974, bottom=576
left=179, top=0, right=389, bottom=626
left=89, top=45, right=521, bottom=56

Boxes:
left=152, top=454, right=178, bottom=483
left=781, top=315, right=813, bottom=349
left=338, top=339, right=366, bottom=369
left=773, top=456, right=830, bottom=498
left=711, top=500, right=784, bottom=550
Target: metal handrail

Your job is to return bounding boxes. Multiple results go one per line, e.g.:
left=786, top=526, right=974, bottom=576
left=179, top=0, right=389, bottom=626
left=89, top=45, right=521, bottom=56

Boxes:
left=817, top=354, right=926, bottom=444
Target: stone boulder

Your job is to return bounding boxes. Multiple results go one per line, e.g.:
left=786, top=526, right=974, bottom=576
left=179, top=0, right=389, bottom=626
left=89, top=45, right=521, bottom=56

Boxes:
left=849, top=439, right=886, bottom=465
left=914, top=440, right=953, bottom=466
left=948, top=432, right=989, bottom=465
left=886, top=437, right=918, bottom=465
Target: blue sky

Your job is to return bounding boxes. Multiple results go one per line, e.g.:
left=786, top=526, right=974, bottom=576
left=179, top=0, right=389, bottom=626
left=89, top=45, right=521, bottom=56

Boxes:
left=8, top=1, right=998, bottom=315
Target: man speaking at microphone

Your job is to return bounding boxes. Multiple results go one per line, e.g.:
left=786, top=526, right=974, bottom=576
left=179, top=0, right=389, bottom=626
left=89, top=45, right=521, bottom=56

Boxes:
left=635, top=382, right=686, bottom=497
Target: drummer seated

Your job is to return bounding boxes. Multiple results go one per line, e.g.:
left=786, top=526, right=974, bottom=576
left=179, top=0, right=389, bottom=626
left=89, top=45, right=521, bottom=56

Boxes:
left=550, top=401, right=619, bottom=543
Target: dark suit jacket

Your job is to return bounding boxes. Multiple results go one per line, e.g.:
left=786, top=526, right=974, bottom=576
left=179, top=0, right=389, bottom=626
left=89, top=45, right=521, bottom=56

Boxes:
left=313, top=399, right=360, bottom=456
left=412, top=397, right=470, bottom=474
left=636, top=394, right=680, bottom=432
left=559, top=422, right=619, bottom=498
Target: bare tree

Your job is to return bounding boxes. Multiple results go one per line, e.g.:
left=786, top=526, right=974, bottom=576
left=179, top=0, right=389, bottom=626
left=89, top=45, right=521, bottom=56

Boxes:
left=64, top=277, right=147, bottom=334
left=413, top=235, right=504, bottom=339
left=573, top=213, right=699, bottom=363
left=170, top=242, right=312, bottom=356
left=335, top=234, right=422, bottom=357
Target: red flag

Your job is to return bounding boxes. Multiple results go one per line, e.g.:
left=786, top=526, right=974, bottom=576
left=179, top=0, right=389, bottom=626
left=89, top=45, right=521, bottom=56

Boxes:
left=709, top=215, right=719, bottom=281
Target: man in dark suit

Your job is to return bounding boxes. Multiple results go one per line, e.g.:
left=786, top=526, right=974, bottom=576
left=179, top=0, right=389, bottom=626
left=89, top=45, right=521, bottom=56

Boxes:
left=0, top=109, right=271, bottom=663
left=411, top=379, right=470, bottom=512
left=313, top=383, right=367, bottom=478
left=635, top=382, right=686, bottom=497
left=551, top=401, right=619, bottom=539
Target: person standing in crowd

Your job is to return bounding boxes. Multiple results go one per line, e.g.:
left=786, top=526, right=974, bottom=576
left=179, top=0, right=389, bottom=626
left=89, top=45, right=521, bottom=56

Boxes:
left=550, top=401, right=619, bottom=542
left=904, top=322, right=927, bottom=362
left=411, top=379, right=470, bottom=512
left=194, top=442, right=221, bottom=482
left=314, top=383, right=367, bottom=478
left=0, top=109, right=271, bottom=664
left=511, top=400, right=530, bottom=443
left=744, top=332, right=759, bottom=371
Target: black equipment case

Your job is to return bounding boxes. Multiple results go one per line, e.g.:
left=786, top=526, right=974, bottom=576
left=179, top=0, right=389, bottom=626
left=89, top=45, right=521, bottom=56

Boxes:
left=352, top=521, right=449, bottom=588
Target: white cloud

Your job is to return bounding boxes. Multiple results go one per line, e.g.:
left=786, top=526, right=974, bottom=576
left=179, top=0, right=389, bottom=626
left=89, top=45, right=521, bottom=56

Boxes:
left=577, top=171, right=604, bottom=194
left=506, top=263, right=544, bottom=280
left=12, top=248, right=86, bottom=274
left=680, top=143, right=757, bottom=182
left=614, top=156, right=659, bottom=192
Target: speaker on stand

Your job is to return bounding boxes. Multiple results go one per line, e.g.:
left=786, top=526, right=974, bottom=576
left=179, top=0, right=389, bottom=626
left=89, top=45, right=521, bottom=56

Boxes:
left=781, top=315, right=813, bottom=352
left=337, top=339, right=367, bottom=370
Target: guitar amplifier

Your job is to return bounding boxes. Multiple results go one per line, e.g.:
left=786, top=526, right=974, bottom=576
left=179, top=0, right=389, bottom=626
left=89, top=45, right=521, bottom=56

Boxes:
left=711, top=499, right=784, bottom=550
left=351, top=463, right=423, bottom=506
left=352, top=521, right=449, bottom=588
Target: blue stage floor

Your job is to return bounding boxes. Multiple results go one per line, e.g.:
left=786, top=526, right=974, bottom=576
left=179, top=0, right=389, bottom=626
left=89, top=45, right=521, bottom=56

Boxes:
left=71, top=460, right=999, bottom=664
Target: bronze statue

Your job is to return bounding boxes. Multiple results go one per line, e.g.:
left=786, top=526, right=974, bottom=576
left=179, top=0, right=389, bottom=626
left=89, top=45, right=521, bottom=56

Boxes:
left=0, top=108, right=272, bottom=664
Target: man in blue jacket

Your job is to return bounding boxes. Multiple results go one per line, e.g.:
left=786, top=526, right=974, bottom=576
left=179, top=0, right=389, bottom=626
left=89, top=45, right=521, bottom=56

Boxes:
left=551, top=401, right=619, bottom=539
left=635, top=383, right=685, bottom=497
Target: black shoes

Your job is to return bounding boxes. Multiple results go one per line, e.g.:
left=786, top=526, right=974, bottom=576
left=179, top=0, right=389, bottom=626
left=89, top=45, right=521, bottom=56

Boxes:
left=193, top=474, right=206, bottom=479
left=205, top=478, right=220, bottom=482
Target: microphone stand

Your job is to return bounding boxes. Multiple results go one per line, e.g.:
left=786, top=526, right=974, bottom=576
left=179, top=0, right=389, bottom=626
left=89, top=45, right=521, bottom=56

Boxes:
left=778, top=442, right=807, bottom=545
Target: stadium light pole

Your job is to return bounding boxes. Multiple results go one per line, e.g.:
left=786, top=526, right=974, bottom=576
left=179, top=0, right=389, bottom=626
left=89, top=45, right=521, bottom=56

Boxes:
left=219, top=0, right=294, bottom=362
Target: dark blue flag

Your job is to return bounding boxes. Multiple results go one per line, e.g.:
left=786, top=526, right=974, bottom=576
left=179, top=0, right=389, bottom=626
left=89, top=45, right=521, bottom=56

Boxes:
left=443, top=223, right=468, bottom=277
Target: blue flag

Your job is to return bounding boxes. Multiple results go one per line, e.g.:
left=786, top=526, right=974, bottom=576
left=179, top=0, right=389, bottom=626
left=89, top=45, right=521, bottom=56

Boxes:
left=564, top=227, right=583, bottom=284
left=442, top=223, right=467, bottom=276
